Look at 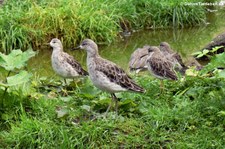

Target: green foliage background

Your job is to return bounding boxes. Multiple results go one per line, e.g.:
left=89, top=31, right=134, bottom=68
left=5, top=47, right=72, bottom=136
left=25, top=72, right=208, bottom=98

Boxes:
left=0, top=0, right=207, bottom=53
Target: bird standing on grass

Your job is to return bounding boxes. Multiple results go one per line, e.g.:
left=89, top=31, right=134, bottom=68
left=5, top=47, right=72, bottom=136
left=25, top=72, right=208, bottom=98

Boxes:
left=146, top=46, right=177, bottom=92
left=50, top=38, right=88, bottom=85
left=76, top=39, right=145, bottom=115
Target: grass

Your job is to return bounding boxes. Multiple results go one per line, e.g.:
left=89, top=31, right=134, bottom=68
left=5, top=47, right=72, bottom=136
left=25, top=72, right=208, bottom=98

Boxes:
left=0, top=74, right=225, bottom=148
left=0, top=0, right=208, bottom=53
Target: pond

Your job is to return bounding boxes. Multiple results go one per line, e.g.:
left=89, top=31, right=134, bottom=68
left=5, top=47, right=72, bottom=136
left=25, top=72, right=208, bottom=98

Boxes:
left=28, top=8, right=225, bottom=79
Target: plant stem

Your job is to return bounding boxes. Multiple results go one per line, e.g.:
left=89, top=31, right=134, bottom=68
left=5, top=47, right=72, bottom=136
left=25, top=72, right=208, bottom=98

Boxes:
left=6, top=70, right=11, bottom=78
left=1, top=70, right=11, bottom=108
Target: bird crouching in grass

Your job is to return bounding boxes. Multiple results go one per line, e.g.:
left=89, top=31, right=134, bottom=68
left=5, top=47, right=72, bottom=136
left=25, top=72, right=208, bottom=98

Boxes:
left=146, top=46, right=178, bottom=92
left=159, top=42, right=187, bottom=75
left=129, top=45, right=150, bottom=73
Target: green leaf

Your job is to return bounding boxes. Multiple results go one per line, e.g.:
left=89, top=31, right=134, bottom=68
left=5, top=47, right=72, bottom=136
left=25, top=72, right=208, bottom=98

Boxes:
left=0, top=82, right=7, bottom=87
left=0, top=55, right=6, bottom=64
left=0, top=49, right=36, bottom=71
left=217, top=111, right=225, bottom=116
left=196, top=53, right=204, bottom=58
left=6, top=70, right=32, bottom=86
left=202, top=49, right=209, bottom=55
left=217, top=70, right=225, bottom=79
left=56, top=107, right=69, bottom=118
left=201, top=52, right=225, bottom=75
left=60, top=96, right=73, bottom=102
left=192, top=51, right=202, bottom=56
left=211, top=46, right=223, bottom=53
left=81, top=105, right=91, bottom=112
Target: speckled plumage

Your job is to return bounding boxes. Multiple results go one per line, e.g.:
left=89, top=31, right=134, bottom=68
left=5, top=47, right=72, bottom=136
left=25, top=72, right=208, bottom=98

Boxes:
left=78, top=39, right=145, bottom=114
left=50, top=38, right=88, bottom=79
left=129, top=45, right=150, bottom=73
left=159, top=42, right=187, bottom=74
left=146, top=46, right=177, bottom=80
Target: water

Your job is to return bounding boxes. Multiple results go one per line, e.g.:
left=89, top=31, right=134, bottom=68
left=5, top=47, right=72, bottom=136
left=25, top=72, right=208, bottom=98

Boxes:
left=28, top=9, right=225, bottom=78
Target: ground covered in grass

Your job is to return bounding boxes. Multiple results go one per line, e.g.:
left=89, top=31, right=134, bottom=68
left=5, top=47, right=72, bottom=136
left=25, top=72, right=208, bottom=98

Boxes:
left=0, top=73, right=225, bottom=148
left=0, top=0, right=209, bottom=52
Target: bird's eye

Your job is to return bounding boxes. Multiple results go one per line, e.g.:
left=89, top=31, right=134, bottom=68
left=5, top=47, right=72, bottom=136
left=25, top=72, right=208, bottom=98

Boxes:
left=82, top=42, right=87, bottom=46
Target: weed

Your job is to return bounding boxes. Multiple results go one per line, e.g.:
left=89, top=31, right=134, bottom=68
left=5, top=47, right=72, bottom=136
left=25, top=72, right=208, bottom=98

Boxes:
left=1, top=68, right=225, bottom=148
left=0, top=0, right=208, bottom=52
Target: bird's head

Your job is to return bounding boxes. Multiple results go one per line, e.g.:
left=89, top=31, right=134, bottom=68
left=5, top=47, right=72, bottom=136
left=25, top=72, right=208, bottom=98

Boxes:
left=50, top=38, right=63, bottom=50
left=148, top=46, right=160, bottom=53
left=74, top=39, right=98, bottom=56
left=159, top=42, right=172, bottom=53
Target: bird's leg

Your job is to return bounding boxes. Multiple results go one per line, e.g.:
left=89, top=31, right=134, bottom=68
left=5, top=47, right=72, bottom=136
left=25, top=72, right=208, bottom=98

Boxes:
left=61, top=87, right=68, bottom=96
left=112, top=93, right=118, bottom=115
left=105, top=94, right=114, bottom=115
left=61, top=79, right=68, bottom=96
left=160, top=80, right=164, bottom=93
left=73, top=79, right=81, bottom=92
left=64, top=79, right=67, bottom=86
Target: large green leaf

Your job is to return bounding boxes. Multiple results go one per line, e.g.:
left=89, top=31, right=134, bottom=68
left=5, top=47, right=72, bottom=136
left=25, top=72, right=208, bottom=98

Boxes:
left=0, top=49, right=36, bottom=71
left=6, top=70, right=32, bottom=86
left=201, top=52, right=225, bottom=75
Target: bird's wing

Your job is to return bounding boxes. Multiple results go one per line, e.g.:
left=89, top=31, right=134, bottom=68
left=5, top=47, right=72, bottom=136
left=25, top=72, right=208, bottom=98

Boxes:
left=129, top=49, right=148, bottom=70
left=96, top=58, right=145, bottom=93
left=129, top=52, right=138, bottom=68
left=147, top=56, right=177, bottom=80
left=135, top=54, right=149, bottom=68
left=63, top=52, right=88, bottom=76
left=172, top=53, right=186, bottom=67
left=129, top=49, right=142, bottom=68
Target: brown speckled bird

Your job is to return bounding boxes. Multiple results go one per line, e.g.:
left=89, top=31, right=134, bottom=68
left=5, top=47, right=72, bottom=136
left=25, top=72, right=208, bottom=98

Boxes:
left=50, top=38, right=88, bottom=84
left=76, top=39, right=145, bottom=114
left=159, top=42, right=187, bottom=74
left=146, top=46, right=177, bottom=91
left=129, top=45, right=150, bottom=73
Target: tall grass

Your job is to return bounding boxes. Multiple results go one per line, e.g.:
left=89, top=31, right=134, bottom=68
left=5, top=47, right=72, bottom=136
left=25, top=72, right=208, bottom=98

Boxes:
left=0, top=0, right=207, bottom=53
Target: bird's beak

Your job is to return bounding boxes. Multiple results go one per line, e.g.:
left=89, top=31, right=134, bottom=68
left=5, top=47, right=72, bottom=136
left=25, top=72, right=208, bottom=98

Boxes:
left=43, top=43, right=50, bottom=46
left=71, top=45, right=81, bottom=50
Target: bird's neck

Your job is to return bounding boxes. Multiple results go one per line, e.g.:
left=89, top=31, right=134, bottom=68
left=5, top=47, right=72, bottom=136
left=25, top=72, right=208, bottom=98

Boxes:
left=53, top=47, right=63, bottom=53
left=86, top=52, right=101, bottom=70
left=148, top=52, right=154, bottom=58
left=155, top=50, right=163, bottom=56
left=87, top=51, right=100, bottom=59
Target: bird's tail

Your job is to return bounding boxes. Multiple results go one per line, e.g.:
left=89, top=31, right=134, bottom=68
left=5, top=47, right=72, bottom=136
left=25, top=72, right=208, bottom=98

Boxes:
left=130, top=82, right=146, bottom=93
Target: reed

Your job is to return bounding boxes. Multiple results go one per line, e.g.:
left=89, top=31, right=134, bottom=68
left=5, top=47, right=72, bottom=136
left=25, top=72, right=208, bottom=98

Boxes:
left=0, top=0, right=208, bottom=53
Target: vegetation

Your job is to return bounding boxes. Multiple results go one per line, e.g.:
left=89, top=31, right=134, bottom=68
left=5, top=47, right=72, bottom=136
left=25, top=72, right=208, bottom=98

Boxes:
left=0, top=0, right=208, bottom=53
left=0, top=0, right=224, bottom=148
left=0, top=49, right=225, bottom=148
left=193, top=46, right=225, bottom=60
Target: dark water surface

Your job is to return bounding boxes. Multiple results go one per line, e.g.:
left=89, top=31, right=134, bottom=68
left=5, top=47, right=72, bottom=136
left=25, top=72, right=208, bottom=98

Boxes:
left=28, top=9, right=225, bottom=78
